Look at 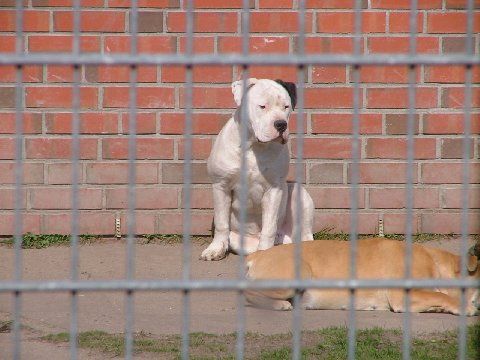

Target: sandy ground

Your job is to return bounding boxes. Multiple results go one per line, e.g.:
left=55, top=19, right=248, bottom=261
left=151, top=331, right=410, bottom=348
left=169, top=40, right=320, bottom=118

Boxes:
left=0, top=238, right=478, bottom=359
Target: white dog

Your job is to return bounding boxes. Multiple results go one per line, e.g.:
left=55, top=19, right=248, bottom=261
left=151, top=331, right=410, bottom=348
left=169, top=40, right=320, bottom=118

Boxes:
left=200, top=78, right=314, bottom=261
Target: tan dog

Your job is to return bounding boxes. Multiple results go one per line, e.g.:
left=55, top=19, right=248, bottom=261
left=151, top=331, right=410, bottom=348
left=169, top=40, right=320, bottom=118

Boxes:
left=245, top=238, right=480, bottom=316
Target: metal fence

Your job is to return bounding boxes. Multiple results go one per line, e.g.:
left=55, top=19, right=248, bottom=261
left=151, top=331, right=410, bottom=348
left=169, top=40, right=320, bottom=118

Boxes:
left=0, top=0, right=478, bottom=359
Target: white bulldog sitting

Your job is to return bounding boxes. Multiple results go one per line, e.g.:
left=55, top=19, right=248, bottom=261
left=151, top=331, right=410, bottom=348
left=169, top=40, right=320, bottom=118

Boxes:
left=200, top=78, right=314, bottom=261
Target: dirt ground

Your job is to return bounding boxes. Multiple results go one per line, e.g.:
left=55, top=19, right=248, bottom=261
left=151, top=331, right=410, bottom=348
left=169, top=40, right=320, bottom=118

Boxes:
left=0, top=237, right=479, bottom=359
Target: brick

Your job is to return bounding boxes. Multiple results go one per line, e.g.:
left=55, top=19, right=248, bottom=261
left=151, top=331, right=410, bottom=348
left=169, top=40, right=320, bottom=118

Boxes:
left=136, top=11, right=163, bottom=32
left=369, top=187, right=439, bottom=209
left=46, top=163, right=82, bottom=185
left=250, top=12, right=313, bottom=33
left=306, top=0, right=368, bottom=8
left=426, top=65, right=480, bottom=83
left=160, top=113, right=229, bottom=135
left=309, top=163, right=344, bottom=184
left=294, top=138, right=351, bottom=159
left=185, top=187, right=213, bottom=209
left=179, top=36, right=215, bottom=53
left=102, top=138, right=174, bottom=160
left=158, top=212, right=213, bottom=235
left=305, top=87, right=357, bottom=109
left=179, top=87, right=235, bottom=109
left=46, top=65, right=75, bottom=83
left=421, top=162, right=480, bottom=184
left=359, top=65, right=419, bottom=83
left=30, top=187, right=102, bottom=210
left=353, top=162, right=418, bottom=184
left=287, top=163, right=306, bottom=182
left=313, top=212, right=378, bottom=234
left=443, top=188, right=480, bottom=209
left=311, top=113, right=382, bottom=135
left=389, top=12, right=424, bottom=33
left=311, top=66, right=346, bottom=83
left=120, top=212, right=157, bottom=235
left=421, top=213, right=480, bottom=234
left=54, top=11, right=126, bottom=32
left=371, top=0, right=442, bottom=8
left=0, top=35, right=15, bottom=52
left=0, top=163, right=44, bottom=184
left=442, top=88, right=480, bottom=108
left=0, top=112, right=43, bottom=134
left=0, top=188, right=27, bottom=210
left=106, top=187, right=178, bottom=209
left=0, top=214, right=41, bottom=235
left=442, top=37, right=470, bottom=53
left=103, top=87, right=175, bottom=108
left=0, top=65, right=43, bottom=83
left=247, top=66, right=298, bottom=82
left=423, top=113, right=480, bottom=135
left=0, top=87, right=16, bottom=108
left=383, top=213, right=421, bottom=234
left=368, top=37, right=439, bottom=53
left=85, top=65, right=157, bottom=83
left=441, top=138, right=474, bottom=159
left=367, top=87, right=437, bottom=109
left=218, top=36, right=290, bottom=53
left=43, top=212, right=117, bottom=235
left=385, top=114, right=420, bottom=135
left=307, top=186, right=365, bottom=209
left=121, top=112, right=157, bottom=134
left=0, top=138, right=15, bottom=160
left=29, top=35, right=101, bottom=52
left=104, top=35, right=176, bottom=53
left=445, top=0, right=480, bottom=9
left=25, top=86, right=98, bottom=109
left=161, top=65, right=232, bottom=83
left=45, top=112, right=119, bottom=134
left=0, top=10, right=50, bottom=32
left=25, top=138, right=98, bottom=159
left=302, top=36, right=357, bottom=54
left=86, top=163, right=158, bottom=184
left=317, top=12, right=386, bottom=33
left=259, top=0, right=293, bottom=8
left=108, top=0, right=179, bottom=7
left=427, top=13, right=480, bottom=33
left=193, top=0, right=254, bottom=8
left=162, top=163, right=210, bottom=184
left=167, top=12, right=237, bottom=33
left=32, top=0, right=104, bottom=5
left=366, top=138, right=436, bottom=159
left=178, top=138, right=212, bottom=160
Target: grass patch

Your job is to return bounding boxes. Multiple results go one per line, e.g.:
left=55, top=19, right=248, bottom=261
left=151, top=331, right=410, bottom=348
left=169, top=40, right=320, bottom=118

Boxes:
left=0, top=233, right=100, bottom=249
left=0, top=320, right=13, bottom=333
left=139, top=234, right=211, bottom=246
left=40, top=324, right=480, bottom=360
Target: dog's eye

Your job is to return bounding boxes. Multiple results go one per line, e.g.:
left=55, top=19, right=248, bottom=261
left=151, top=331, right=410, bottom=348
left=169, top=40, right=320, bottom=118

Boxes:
left=259, top=105, right=266, bottom=109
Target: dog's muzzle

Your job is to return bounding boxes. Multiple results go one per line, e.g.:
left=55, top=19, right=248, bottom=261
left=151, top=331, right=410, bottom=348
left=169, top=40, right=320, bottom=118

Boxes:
left=274, top=120, right=288, bottom=134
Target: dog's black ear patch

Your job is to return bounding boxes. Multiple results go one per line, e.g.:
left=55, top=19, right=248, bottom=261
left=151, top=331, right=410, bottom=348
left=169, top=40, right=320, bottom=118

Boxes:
left=275, top=79, right=297, bottom=110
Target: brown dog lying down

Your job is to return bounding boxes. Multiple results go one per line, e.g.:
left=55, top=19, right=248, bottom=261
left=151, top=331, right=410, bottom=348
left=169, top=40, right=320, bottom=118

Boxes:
left=245, top=238, right=480, bottom=316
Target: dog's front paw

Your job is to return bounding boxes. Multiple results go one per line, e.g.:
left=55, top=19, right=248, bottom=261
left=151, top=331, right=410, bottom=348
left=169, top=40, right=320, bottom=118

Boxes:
left=273, top=300, right=293, bottom=311
left=200, top=242, right=228, bottom=261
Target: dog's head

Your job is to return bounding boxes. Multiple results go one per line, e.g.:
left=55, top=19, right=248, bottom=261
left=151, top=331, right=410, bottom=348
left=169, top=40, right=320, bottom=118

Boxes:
left=465, top=242, right=480, bottom=312
left=232, top=78, right=296, bottom=144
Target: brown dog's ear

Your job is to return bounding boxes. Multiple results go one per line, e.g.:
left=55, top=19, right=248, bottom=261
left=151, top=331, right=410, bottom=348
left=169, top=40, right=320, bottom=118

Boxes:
left=274, top=79, right=297, bottom=110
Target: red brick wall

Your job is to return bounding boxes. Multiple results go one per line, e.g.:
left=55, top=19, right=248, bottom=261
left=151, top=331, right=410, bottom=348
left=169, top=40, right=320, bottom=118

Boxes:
left=0, top=1, right=479, bottom=235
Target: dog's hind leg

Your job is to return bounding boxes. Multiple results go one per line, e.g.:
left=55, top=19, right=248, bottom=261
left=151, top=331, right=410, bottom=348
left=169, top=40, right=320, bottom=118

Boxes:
left=245, top=290, right=294, bottom=311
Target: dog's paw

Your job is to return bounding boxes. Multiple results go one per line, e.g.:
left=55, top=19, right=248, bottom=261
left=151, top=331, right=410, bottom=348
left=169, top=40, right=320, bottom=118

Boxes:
left=200, top=242, right=228, bottom=261
left=273, top=300, right=293, bottom=311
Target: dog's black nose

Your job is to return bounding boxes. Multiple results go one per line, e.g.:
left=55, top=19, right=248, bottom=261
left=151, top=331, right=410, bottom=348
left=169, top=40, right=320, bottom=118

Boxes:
left=274, top=120, right=287, bottom=133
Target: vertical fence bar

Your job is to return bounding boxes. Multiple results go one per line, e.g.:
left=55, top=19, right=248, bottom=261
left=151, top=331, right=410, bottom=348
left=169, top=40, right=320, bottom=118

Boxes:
left=402, top=1, right=418, bottom=359
left=347, top=0, right=362, bottom=358
left=292, top=0, right=306, bottom=359
left=125, top=0, right=138, bottom=358
left=181, top=0, right=194, bottom=358
left=69, top=0, right=81, bottom=359
left=12, top=1, right=24, bottom=359
left=235, top=1, right=250, bottom=358
left=458, top=1, right=474, bottom=358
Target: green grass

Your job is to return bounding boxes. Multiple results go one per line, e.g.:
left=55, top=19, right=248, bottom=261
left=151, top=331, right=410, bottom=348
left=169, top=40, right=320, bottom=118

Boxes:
left=40, top=324, right=480, bottom=360
left=0, top=233, right=100, bottom=249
